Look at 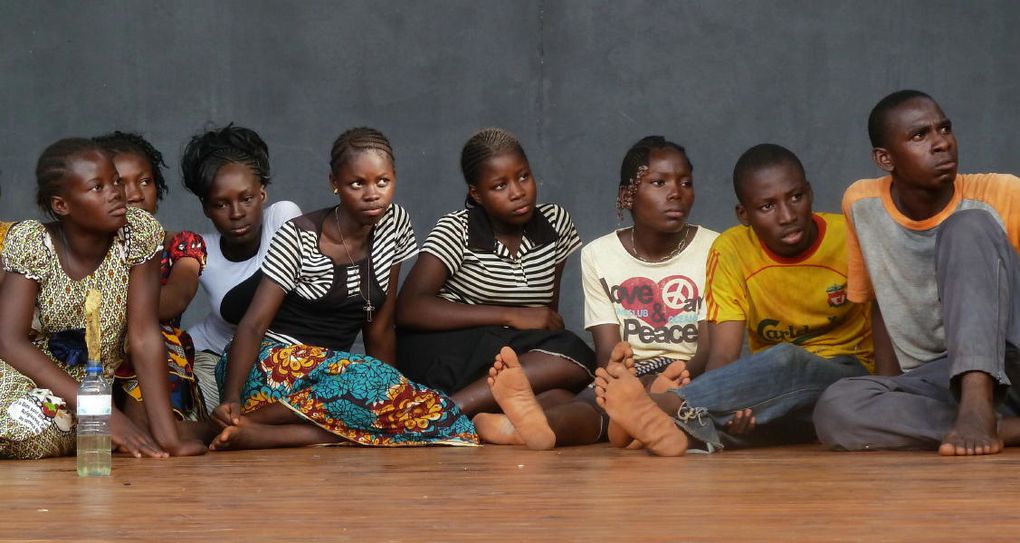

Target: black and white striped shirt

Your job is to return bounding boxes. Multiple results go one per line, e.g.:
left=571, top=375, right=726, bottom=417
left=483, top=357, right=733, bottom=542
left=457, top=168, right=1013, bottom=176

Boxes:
left=260, top=204, right=417, bottom=349
left=422, top=203, right=581, bottom=307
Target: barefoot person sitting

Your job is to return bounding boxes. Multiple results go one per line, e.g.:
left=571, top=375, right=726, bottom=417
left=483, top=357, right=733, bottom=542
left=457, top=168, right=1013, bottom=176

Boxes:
left=473, top=136, right=719, bottom=449
left=593, top=143, right=874, bottom=455
left=814, top=90, right=1020, bottom=455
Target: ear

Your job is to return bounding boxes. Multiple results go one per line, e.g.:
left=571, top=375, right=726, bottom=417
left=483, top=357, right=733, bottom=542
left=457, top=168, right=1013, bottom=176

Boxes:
left=467, top=184, right=482, bottom=206
left=258, top=185, right=268, bottom=201
left=872, top=147, right=894, bottom=173
left=50, top=195, right=70, bottom=218
left=328, top=173, right=339, bottom=195
left=735, top=203, right=750, bottom=226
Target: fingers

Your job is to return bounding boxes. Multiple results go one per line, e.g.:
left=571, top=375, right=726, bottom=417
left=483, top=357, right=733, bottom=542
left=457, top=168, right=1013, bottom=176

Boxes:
left=113, top=432, right=167, bottom=459
left=725, top=409, right=756, bottom=435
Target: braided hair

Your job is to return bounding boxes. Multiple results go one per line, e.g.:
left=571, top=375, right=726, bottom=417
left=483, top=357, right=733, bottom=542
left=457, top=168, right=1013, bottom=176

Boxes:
left=181, top=124, right=271, bottom=201
left=617, top=136, right=691, bottom=216
left=35, top=138, right=110, bottom=219
left=329, top=127, right=395, bottom=175
left=460, top=128, right=528, bottom=208
left=93, top=130, right=169, bottom=200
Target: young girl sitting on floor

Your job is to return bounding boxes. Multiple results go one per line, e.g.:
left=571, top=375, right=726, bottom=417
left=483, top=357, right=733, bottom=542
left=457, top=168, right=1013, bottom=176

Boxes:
left=180, top=125, right=302, bottom=413
left=395, top=128, right=595, bottom=417
left=0, top=138, right=206, bottom=459
left=95, top=131, right=208, bottom=424
left=209, top=128, right=477, bottom=450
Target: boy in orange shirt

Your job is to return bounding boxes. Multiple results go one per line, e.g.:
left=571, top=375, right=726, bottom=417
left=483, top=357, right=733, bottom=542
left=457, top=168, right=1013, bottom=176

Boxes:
left=814, top=90, right=1020, bottom=455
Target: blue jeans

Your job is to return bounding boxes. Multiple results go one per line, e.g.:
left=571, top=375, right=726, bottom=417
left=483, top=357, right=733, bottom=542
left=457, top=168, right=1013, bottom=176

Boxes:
left=669, top=343, right=868, bottom=450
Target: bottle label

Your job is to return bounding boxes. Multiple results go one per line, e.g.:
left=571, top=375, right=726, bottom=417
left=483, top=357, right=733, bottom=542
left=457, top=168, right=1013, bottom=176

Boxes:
left=77, top=395, right=112, bottom=416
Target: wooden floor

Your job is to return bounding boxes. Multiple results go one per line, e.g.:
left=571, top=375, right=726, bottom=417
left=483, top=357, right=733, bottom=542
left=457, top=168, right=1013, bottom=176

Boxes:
left=3, top=444, right=1020, bottom=542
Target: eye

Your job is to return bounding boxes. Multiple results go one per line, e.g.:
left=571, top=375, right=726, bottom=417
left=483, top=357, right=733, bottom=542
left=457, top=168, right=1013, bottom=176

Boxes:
left=759, top=202, right=774, bottom=212
left=377, top=177, right=390, bottom=187
left=518, top=172, right=531, bottom=183
left=494, top=182, right=506, bottom=191
left=91, top=183, right=103, bottom=192
left=939, top=123, right=953, bottom=135
left=681, top=179, right=694, bottom=188
left=140, top=179, right=151, bottom=186
left=351, top=180, right=364, bottom=189
left=649, top=178, right=666, bottom=187
left=791, top=192, right=804, bottom=202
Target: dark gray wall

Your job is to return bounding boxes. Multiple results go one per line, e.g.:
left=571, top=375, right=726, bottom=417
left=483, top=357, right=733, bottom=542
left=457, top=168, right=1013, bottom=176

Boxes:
left=2, top=1, right=1019, bottom=336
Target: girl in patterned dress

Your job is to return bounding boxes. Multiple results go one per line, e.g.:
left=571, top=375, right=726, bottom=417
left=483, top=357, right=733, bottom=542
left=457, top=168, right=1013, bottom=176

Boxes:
left=95, top=131, right=208, bottom=423
left=209, top=128, right=476, bottom=450
left=0, top=138, right=206, bottom=459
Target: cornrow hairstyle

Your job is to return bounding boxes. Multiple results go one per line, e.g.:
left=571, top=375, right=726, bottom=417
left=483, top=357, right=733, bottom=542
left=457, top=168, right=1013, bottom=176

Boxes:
left=868, top=89, right=934, bottom=148
left=180, top=124, right=271, bottom=201
left=616, top=136, right=692, bottom=218
left=94, top=130, right=169, bottom=201
left=35, top=138, right=110, bottom=219
left=329, top=127, right=395, bottom=174
left=619, top=136, right=692, bottom=188
left=459, top=128, right=528, bottom=208
left=732, top=143, right=805, bottom=204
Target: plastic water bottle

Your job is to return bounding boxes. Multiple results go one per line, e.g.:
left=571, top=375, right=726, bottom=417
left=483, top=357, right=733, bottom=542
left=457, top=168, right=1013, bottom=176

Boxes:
left=76, top=361, right=111, bottom=477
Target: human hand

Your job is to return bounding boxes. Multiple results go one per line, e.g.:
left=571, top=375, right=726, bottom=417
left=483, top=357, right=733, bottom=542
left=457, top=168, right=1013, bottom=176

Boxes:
left=506, top=307, right=564, bottom=331
left=725, top=408, right=756, bottom=435
left=110, top=409, right=168, bottom=458
left=212, top=401, right=242, bottom=429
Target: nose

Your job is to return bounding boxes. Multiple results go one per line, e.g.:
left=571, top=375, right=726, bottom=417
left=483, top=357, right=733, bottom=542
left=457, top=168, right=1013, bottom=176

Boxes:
left=228, top=202, right=245, bottom=220
left=777, top=202, right=796, bottom=225
left=363, top=183, right=381, bottom=202
left=508, top=180, right=525, bottom=200
left=123, top=181, right=143, bottom=204
left=932, top=130, right=951, bottom=153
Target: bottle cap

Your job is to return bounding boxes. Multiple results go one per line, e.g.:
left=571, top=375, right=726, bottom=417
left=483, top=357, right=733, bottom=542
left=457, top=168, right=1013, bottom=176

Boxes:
left=85, top=360, right=102, bottom=374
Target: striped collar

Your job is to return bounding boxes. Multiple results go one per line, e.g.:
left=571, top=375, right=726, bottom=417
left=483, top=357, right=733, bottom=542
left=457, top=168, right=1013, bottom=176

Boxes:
left=466, top=205, right=558, bottom=253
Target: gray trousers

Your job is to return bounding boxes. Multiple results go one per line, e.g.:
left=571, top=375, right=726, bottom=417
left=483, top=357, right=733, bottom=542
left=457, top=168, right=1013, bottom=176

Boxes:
left=814, top=209, right=1020, bottom=450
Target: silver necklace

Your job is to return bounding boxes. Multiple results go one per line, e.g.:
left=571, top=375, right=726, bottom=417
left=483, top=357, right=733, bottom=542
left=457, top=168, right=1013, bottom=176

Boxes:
left=630, top=223, right=693, bottom=263
left=334, top=206, right=374, bottom=323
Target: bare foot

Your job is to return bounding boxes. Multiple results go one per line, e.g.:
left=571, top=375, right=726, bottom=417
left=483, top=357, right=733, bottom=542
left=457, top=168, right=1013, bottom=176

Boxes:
left=209, top=416, right=339, bottom=451
left=938, top=372, right=1003, bottom=456
left=603, top=342, right=639, bottom=448
left=473, top=413, right=525, bottom=445
left=595, top=345, right=688, bottom=457
left=487, top=347, right=556, bottom=450
left=649, top=360, right=690, bottom=394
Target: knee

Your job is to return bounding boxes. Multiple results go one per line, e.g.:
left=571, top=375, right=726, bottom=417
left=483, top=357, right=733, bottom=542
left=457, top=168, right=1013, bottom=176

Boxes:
left=937, top=209, right=1003, bottom=252
left=813, top=378, right=881, bottom=449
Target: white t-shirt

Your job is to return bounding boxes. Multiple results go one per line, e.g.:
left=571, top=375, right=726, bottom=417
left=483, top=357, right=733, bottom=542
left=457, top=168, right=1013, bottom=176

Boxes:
left=188, top=200, right=302, bottom=353
left=581, top=225, right=718, bottom=362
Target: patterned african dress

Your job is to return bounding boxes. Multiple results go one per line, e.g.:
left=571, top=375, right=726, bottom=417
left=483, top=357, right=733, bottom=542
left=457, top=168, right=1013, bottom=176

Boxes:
left=115, top=231, right=208, bottom=421
left=0, top=221, right=12, bottom=249
left=215, top=205, right=478, bottom=447
left=0, top=207, right=163, bottom=459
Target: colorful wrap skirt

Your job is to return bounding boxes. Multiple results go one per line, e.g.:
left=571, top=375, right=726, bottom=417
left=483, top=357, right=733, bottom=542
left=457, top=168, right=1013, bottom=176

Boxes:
left=216, top=339, right=478, bottom=447
left=115, top=325, right=205, bottom=421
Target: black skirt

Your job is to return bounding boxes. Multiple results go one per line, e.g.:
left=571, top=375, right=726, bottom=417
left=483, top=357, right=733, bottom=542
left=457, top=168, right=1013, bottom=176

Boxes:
left=396, top=326, right=596, bottom=394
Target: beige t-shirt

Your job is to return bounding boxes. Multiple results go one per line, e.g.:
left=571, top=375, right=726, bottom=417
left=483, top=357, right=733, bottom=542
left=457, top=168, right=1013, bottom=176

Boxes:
left=582, top=226, right=718, bottom=362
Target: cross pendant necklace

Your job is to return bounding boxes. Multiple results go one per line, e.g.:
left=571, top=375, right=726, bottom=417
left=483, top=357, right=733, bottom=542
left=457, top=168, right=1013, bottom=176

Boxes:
left=334, top=206, right=375, bottom=323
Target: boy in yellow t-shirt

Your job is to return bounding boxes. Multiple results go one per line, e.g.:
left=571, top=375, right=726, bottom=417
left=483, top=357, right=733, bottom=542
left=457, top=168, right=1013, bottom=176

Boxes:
left=593, top=144, right=873, bottom=455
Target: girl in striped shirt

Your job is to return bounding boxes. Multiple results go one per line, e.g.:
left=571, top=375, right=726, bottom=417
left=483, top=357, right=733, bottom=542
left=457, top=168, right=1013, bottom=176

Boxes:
left=208, top=128, right=477, bottom=450
left=396, top=128, right=595, bottom=416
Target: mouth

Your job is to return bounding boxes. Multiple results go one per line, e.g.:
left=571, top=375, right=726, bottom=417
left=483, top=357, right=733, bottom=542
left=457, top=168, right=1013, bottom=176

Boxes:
left=110, top=206, right=127, bottom=217
left=512, top=205, right=531, bottom=216
left=361, top=207, right=386, bottom=218
left=230, top=224, right=253, bottom=237
left=934, top=160, right=957, bottom=172
left=664, top=209, right=686, bottom=219
left=779, top=228, right=804, bottom=246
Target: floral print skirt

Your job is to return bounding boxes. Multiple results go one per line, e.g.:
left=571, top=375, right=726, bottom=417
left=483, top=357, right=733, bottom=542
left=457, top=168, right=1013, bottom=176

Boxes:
left=216, top=339, right=478, bottom=447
